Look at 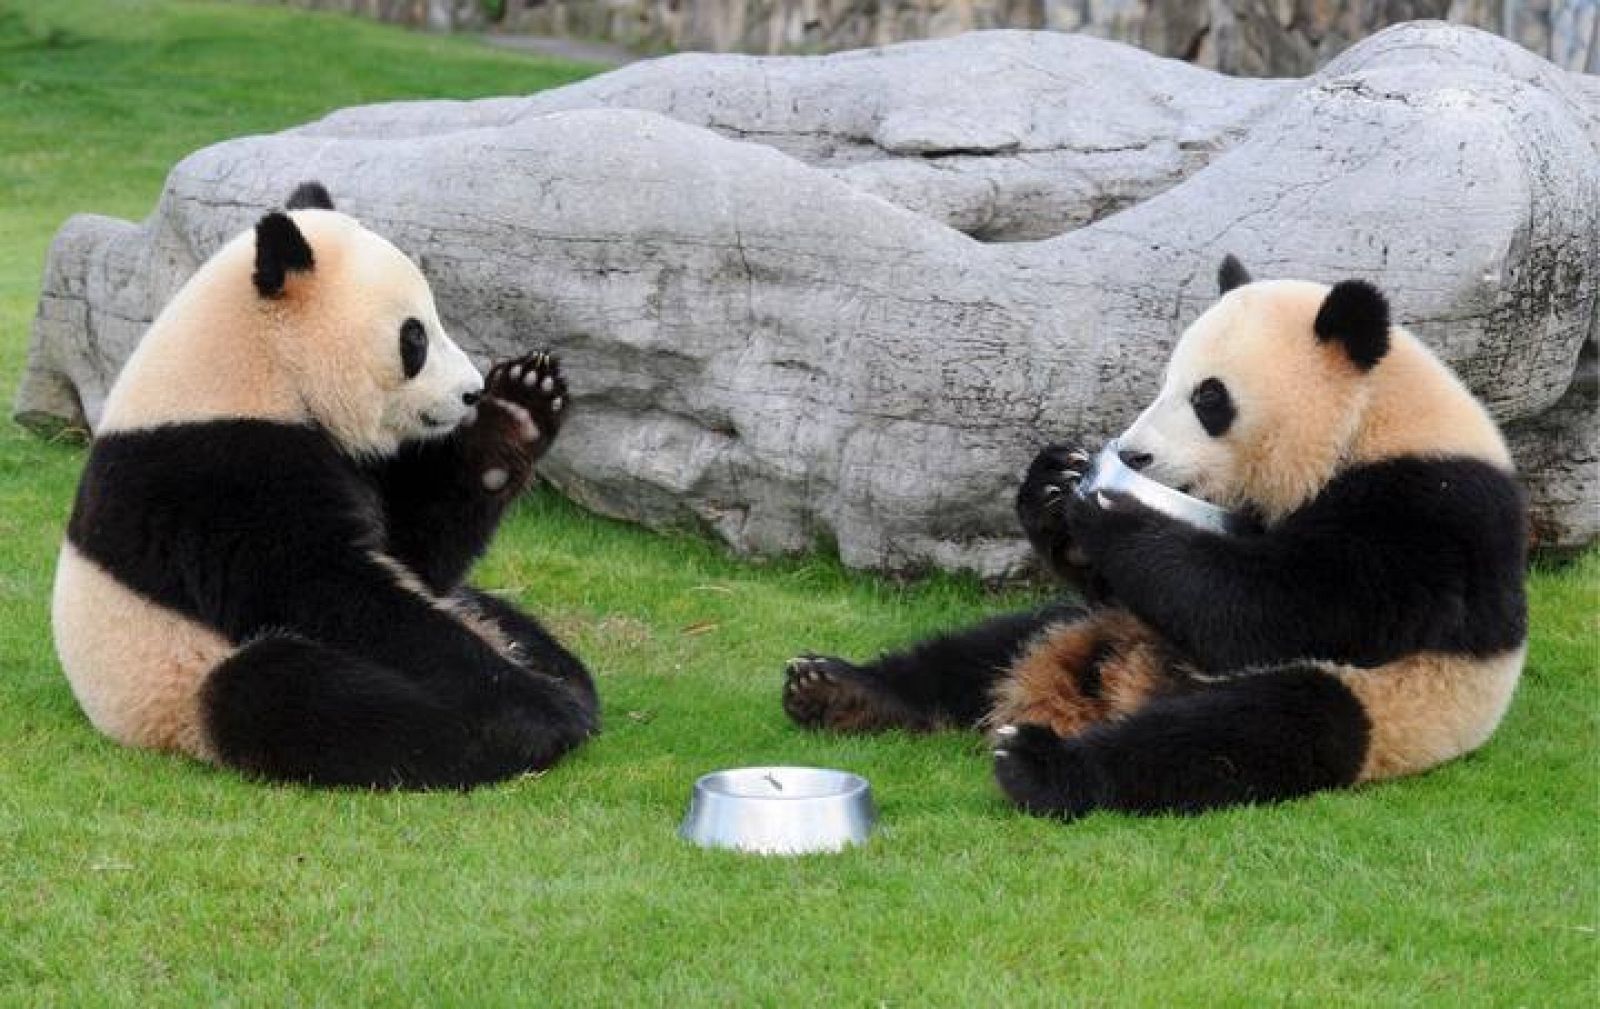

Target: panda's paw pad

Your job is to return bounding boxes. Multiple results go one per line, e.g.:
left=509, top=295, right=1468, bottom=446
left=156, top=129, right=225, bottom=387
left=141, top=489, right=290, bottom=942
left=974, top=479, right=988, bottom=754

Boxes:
left=481, top=467, right=510, bottom=493
left=462, top=397, right=544, bottom=496
left=782, top=655, right=876, bottom=731
left=486, top=351, right=567, bottom=447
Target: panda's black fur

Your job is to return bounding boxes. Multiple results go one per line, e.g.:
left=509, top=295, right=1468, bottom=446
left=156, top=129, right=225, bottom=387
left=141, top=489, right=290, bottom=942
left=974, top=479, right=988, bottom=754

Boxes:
left=784, top=259, right=1528, bottom=819
left=54, top=184, right=597, bottom=789
left=1058, top=454, right=1528, bottom=671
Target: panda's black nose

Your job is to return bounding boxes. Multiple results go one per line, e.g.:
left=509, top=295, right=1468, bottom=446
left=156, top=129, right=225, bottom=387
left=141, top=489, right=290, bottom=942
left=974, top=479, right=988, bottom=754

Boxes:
left=1118, top=449, right=1154, bottom=471
left=462, top=390, right=482, bottom=406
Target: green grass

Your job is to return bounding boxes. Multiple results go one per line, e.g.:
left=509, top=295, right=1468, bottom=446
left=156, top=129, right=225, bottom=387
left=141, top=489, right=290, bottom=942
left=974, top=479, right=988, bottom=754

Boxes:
left=1, top=3, right=1596, bottom=1005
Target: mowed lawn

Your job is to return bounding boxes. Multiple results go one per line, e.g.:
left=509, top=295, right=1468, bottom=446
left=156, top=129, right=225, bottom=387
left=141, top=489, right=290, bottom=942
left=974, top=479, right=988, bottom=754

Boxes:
left=1, top=3, right=1595, bottom=1005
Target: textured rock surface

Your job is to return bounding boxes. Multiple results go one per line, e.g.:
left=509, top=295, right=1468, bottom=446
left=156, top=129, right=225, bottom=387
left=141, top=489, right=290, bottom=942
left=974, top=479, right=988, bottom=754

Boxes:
left=17, top=24, right=1599, bottom=572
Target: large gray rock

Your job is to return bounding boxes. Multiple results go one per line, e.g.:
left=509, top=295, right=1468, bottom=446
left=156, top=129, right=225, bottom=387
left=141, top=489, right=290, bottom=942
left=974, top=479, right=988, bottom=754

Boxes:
left=16, top=24, right=1599, bottom=573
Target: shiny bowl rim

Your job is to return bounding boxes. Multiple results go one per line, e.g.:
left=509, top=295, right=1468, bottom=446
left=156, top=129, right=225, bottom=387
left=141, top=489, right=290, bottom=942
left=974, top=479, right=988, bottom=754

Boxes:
left=690, top=766, right=872, bottom=803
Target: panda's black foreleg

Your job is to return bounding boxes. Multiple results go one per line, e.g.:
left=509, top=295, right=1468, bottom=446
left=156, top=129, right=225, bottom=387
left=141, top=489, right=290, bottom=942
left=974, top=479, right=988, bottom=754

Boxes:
left=201, top=632, right=594, bottom=790
left=1016, top=442, right=1109, bottom=599
left=377, top=352, right=567, bottom=594
left=458, top=587, right=599, bottom=718
left=992, top=666, right=1371, bottom=819
left=782, top=604, right=1084, bottom=733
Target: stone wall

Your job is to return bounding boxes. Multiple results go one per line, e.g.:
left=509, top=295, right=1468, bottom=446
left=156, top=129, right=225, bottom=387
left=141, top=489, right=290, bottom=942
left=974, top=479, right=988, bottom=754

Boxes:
left=293, top=0, right=1600, bottom=74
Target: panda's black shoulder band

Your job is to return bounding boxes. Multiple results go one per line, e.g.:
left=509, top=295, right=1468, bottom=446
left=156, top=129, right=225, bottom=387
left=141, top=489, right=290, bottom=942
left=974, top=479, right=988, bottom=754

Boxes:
left=253, top=211, right=315, bottom=298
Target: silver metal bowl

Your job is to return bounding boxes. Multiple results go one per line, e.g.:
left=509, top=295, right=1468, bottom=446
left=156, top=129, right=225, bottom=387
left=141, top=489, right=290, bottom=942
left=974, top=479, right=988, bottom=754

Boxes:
left=1079, top=440, right=1246, bottom=534
left=679, top=767, right=876, bottom=855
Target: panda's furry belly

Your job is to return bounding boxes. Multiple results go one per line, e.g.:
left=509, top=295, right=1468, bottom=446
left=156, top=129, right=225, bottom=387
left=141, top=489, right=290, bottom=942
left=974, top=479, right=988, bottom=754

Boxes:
left=52, top=543, right=230, bottom=760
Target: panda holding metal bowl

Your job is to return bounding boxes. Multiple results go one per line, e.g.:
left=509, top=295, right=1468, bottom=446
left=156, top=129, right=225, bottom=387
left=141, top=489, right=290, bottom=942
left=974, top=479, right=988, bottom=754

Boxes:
left=785, top=256, right=1528, bottom=820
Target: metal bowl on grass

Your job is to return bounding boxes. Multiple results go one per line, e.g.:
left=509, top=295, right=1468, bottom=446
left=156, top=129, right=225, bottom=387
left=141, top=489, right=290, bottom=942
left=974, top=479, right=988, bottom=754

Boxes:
left=680, top=766, right=876, bottom=855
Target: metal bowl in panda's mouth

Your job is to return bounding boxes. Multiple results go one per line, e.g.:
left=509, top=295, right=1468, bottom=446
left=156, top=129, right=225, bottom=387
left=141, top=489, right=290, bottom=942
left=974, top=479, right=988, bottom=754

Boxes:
left=1079, top=440, right=1247, bottom=535
left=679, top=767, right=876, bottom=855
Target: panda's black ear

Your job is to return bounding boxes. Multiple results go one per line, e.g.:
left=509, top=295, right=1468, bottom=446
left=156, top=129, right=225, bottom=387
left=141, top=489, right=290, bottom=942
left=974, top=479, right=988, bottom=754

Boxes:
left=285, top=181, right=335, bottom=211
left=1314, top=279, right=1390, bottom=371
left=1218, top=254, right=1252, bottom=294
left=253, top=211, right=315, bottom=298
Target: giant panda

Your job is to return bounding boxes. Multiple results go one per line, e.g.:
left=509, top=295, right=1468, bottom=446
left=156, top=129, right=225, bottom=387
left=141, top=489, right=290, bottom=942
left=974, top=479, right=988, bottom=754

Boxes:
left=53, top=182, right=598, bottom=789
left=782, top=256, right=1528, bottom=818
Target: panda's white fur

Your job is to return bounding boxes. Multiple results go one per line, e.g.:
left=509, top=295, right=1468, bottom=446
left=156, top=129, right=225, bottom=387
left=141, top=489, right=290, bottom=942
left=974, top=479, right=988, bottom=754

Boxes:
left=55, top=542, right=231, bottom=757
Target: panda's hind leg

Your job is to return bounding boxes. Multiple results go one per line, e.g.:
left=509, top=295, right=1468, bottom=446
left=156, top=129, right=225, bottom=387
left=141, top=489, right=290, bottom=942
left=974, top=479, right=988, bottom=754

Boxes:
left=457, top=587, right=598, bottom=717
left=782, top=604, right=1083, bottom=734
left=993, top=666, right=1371, bottom=819
left=201, top=633, right=592, bottom=789
left=202, top=635, right=464, bottom=787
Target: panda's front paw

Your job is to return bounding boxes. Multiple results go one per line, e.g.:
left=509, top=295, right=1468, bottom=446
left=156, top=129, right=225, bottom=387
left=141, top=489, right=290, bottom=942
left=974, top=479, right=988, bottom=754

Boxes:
left=1016, top=443, right=1093, bottom=568
left=484, top=351, right=568, bottom=452
left=992, top=724, right=1105, bottom=820
left=1064, top=487, right=1157, bottom=564
left=464, top=352, right=568, bottom=496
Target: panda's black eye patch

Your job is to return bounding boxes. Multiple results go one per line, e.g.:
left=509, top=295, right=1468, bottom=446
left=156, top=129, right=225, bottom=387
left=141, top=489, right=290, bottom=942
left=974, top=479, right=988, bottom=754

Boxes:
left=399, top=318, right=428, bottom=379
left=1190, top=377, right=1235, bottom=437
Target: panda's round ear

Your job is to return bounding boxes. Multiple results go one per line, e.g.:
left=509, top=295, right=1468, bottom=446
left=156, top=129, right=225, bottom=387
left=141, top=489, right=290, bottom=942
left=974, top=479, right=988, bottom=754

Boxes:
left=1314, top=279, right=1390, bottom=371
left=253, top=211, right=314, bottom=299
left=285, top=181, right=335, bottom=211
left=1218, top=254, right=1252, bottom=294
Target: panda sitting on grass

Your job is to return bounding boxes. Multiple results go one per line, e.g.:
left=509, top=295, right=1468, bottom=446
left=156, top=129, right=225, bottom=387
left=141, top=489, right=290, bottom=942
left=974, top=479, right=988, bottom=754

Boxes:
left=784, top=256, right=1528, bottom=819
left=53, top=182, right=598, bottom=789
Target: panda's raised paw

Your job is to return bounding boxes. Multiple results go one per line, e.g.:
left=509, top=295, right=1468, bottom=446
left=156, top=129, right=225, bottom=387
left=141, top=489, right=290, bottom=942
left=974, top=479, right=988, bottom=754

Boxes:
left=485, top=350, right=568, bottom=446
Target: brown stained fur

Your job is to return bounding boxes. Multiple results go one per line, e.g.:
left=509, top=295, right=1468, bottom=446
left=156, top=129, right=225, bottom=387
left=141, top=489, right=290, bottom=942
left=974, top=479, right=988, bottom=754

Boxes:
left=986, top=609, right=1182, bottom=740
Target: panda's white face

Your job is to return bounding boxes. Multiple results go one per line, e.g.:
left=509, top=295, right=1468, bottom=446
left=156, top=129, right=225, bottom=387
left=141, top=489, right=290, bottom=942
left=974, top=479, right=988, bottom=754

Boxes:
left=344, top=227, right=483, bottom=445
left=95, top=200, right=486, bottom=459
left=275, top=213, right=484, bottom=458
left=1117, top=279, right=1370, bottom=521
